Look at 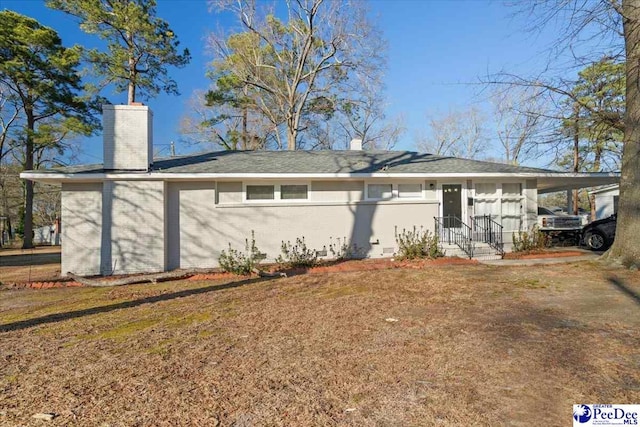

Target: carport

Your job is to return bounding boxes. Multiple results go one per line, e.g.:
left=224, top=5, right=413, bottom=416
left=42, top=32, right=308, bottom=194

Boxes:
left=536, top=171, right=620, bottom=214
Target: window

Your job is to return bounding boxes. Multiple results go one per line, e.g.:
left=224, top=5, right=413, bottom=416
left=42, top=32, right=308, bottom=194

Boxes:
left=246, top=185, right=274, bottom=200
left=398, top=183, right=422, bottom=198
left=368, top=184, right=392, bottom=199
left=281, top=184, right=308, bottom=200
left=475, top=183, right=497, bottom=196
left=502, top=183, right=522, bottom=197
left=244, top=183, right=308, bottom=202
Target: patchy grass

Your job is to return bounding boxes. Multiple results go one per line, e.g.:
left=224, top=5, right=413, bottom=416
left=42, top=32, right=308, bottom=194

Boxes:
left=511, top=277, right=549, bottom=289
left=0, top=262, right=639, bottom=426
left=81, top=318, right=162, bottom=341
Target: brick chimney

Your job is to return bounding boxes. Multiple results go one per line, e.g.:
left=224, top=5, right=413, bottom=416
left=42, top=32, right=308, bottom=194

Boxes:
left=103, top=104, right=153, bottom=171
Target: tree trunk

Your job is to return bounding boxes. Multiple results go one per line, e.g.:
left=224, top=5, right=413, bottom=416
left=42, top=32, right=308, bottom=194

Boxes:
left=605, top=0, right=640, bottom=265
left=127, top=31, right=136, bottom=105
left=128, top=80, right=136, bottom=105
left=0, top=180, right=10, bottom=242
left=572, top=103, right=580, bottom=215
left=286, top=120, right=297, bottom=150
left=242, top=85, right=248, bottom=149
left=22, top=109, right=34, bottom=249
left=593, top=144, right=602, bottom=172
left=242, top=106, right=248, bottom=150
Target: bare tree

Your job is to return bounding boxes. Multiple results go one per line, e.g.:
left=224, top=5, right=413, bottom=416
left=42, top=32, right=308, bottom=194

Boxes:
left=0, top=162, right=21, bottom=243
left=330, top=70, right=406, bottom=150
left=499, top=0, right=640, bottom=265
left=492, top=87, right=548, bottom=165
left=302, top=86, right=406, bottom=150
left=415, top=107, right=487, bottom=159
left=180, top=90, right=276, bottom=150
left=207, top=0, right=385, bottom=150
left=0, top=84, right=21, bottom=165
left=0, top=161, right=61, bottom=244
left=32, top=183, right=60, bottom=227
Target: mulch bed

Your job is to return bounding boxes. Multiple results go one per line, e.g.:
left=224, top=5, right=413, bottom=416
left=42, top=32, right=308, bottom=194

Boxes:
left=4, top=256, right=478, bottom=289
left=186, top=257, right=477, bottom=281
left=308, top=256, right=477, bottom=272
left=5, top=251, right=598, bottom=289
left=3, top=280, right=83, bottom=290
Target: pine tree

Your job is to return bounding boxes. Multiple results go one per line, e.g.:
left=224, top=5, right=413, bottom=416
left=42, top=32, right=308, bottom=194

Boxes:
left=0, top=10, right=99, bottom=248
left=47, top=0, right=191, bottom=104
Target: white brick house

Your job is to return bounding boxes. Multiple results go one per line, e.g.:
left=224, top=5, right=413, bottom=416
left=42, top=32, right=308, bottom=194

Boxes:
left=22, top=105, right=619, bottom=276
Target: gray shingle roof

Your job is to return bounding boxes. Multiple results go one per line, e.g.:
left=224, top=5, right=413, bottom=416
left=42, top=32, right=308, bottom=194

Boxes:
left=33, top=150, right=559, bottom=175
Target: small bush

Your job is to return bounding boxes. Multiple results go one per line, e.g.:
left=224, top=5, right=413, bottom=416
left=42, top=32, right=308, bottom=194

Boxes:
left=395, top=226, right=441, bottom=260
left=512, top=226, right=550, bottom=252
left=328, top=236, right=364, bottom=260
left=276, top=237, right=318, bottom=268
left=218, top=231, right=264, bottom=275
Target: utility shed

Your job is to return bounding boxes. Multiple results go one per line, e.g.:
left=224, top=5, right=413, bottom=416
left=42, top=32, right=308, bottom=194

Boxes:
left=590, top=184, right=619, bottom=220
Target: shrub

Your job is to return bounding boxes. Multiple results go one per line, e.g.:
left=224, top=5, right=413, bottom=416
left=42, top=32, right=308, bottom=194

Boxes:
left=276, top=237, right=318, bottom=268
left=395, top=226, right=441, bottom=260
left=512, top=226, right=550, bottom=252
left=328, top=236, right=364, bottom=260
left=218, top=231, right=264, bottom=275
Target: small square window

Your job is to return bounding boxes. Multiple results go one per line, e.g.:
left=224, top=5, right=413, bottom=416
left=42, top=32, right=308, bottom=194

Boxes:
left=398, top=183, right=422, bottom=198
left=368, top=184, right=392, bottom=199
left=281, top=184, right=308, bottom=200
left=246, top=185, right=274, bottom=200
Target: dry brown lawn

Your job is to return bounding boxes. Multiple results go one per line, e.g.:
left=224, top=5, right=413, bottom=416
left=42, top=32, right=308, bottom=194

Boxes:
left=1, top=261, right=639, bottom=426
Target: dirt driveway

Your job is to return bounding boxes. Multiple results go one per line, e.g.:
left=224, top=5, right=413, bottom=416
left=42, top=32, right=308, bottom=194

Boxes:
left=0, top=260, right=639, bottom=426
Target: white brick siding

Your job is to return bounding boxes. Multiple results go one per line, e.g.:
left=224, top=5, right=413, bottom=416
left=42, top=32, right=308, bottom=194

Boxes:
left=60, top=178, right=536, bottom=275
left=103, top=180, right=165, bottom=274
left=103, top=105, right=153, bottom=171
left=165, top=180, right=438, bottom=268
left=61, top=183, right=102, bottom=275
left=166, top=182, right=218, bottom=270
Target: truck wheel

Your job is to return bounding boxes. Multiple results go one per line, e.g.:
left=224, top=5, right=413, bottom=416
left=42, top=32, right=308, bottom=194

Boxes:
left=585, top=230, right=609, bottom=251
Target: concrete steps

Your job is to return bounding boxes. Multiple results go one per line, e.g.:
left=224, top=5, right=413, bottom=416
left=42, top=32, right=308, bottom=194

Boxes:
left=440, top=243, right=504, bottom=261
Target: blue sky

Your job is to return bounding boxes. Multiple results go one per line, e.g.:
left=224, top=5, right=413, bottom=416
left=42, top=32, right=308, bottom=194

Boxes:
left=2, top=0, right=564, bottom=165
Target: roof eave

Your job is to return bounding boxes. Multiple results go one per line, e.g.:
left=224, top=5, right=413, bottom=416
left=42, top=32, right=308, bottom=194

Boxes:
left=588, top=183, right=620, bottom=195
left=20, top=170, right=621, bottom=183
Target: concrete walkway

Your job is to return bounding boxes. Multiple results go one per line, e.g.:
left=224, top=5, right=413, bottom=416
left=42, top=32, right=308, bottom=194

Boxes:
left=480, top=248, right=602, bottom=266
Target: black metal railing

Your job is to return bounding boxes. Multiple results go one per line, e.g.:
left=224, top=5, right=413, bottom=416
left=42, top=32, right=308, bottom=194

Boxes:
left=470, top=215, right=504, bottom=256
left=434, top=215, right=474, bottom=258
